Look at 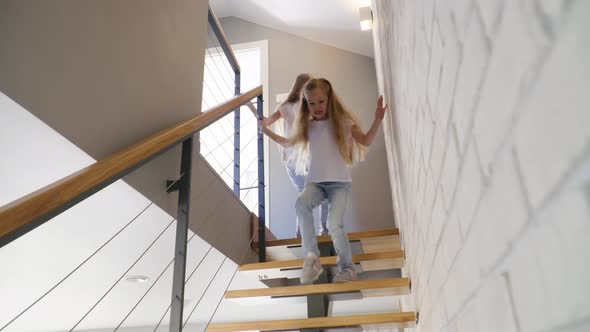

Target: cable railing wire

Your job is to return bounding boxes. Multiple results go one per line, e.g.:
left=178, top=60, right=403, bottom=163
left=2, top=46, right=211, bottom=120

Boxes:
left=204, top=231, right=259, bottom=331
left=201, top=125, right=238, bottom=169
left=104, top=162, right=235, bottom=331
left=201, top=52, right=234, bottom=110
left=149, top=161, right=250, bottom=330
left=201, top=33, right=256, bottom=180
left=0, top=202, right=152, bottom=330
left=202, top=79, right=231, bottom=112
left=201, top=96, right=233, bottom=132
left=239, top=154, right=258, bottom=179
left=207, top=45, right=235, bottom=86
left=154, top=22, right=263, bottom=329
left=204, top=42, right=235, bottom=96
left=181, top=257, right=227, bottom=329
left=69, top=217, right=177, bottom=331
left=203, top=60, right=233, bottom=101
left=202, top=80, right=232, bottom=117
left=199, top=139, right=234, bottom=180
left=204, top=32, right=239, bottom=141
left=204, top=122, right=257, bottom=177
left=205, top=35, right=234, bottom=86
left=239, top=177, right=262, bottom=205
left=209, top=30, right=237, bottom=82
left=201, top=132, right=259, bottom=187
left=146, top=23, right=262, bottom=331
left=206, top=27, right=236, bottom=82
left=114, top=237, right=212, bottom=331
left=204, top=50, right=234, bottom=92
left=151, top=245, right=215, bottom=332
left=202, top=114, right=256, bottom=159
left=0, top=174, right=186, bottom=331
left=201, top=97, right=240, bottom=134
left=200, top=119, right=234, bottom=159
left=152, top=173, right=255, bottom=331
left=203, top=38, right=234, bottom=86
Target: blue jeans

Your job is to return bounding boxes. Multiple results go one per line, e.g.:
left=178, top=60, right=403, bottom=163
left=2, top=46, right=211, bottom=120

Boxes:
left=295, top=182, right=353, bottom=271
left=286, top=164, right=328, bottom=235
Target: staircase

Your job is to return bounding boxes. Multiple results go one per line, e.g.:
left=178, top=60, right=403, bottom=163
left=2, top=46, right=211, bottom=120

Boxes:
left=208, top=228, right=418, bottom=331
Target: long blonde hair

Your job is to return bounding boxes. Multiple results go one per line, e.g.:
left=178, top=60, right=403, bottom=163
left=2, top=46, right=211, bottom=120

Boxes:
left=289, top=78, right=367, bottom=173
left=282, top=73, right=312, bottom=105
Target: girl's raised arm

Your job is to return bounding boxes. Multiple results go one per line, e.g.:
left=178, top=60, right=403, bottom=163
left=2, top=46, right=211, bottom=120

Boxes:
left=351, top=95, right=389, bottom=146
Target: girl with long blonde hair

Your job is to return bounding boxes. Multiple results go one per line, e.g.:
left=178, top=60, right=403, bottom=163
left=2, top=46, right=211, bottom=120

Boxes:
left=260, top=78, right=388, bottom=284
left=259, top=74, right=329, bottom=237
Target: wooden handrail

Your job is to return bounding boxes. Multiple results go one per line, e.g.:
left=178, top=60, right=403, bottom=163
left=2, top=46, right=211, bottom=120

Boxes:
left=208, top=6, right=240, bottom=73
left=0, top=85, right=262, bottom=246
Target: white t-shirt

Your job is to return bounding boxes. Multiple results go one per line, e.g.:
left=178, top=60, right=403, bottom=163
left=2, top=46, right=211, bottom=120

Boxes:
left=278, top=101, right=300, bottom=163
left=306, top=119, right=354, bottom=183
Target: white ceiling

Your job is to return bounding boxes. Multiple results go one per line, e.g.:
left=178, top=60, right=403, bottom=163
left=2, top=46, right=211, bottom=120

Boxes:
left=210, top=0, right=375, bottom=58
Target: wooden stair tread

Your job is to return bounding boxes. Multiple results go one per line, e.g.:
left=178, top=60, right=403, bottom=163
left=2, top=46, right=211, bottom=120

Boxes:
left=263, top=234, right=402, bottom=262
left=225, top=277, right=410, bottom=298
left=207, top=311, right=416, bottom=332
left=254, top=228, right=399, bottom=248
left=239, top=250, right=404, bottom=272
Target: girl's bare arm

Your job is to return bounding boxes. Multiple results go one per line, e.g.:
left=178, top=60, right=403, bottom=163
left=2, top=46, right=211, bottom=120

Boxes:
left=263, top=110, right=282, bottom=126
left=258, top=120, right=291, bottom=147
left=246, top=103, right=282, bottom=126
left=351, top=95, right=389, bottom=146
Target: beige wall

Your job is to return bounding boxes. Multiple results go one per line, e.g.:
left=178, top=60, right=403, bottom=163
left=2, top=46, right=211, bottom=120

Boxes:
left=0, top=0, right=253, bottom=262
left=373, top=0, right=590, bottom=332
left=219, top=16, right=395, bottom=239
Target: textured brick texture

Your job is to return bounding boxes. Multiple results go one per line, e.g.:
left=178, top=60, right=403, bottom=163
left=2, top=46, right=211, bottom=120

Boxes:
left=372, top=0, right=590, bottom=331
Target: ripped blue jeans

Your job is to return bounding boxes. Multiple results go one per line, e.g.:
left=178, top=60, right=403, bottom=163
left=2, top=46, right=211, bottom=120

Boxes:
left=295, top=181, right=353, bottom=271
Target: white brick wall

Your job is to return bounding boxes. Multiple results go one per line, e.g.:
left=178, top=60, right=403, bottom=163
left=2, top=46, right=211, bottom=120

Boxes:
left=372, top=0, right=590, bottom=331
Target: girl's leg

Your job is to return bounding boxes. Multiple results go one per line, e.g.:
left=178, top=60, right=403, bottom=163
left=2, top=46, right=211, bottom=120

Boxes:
left=325, top=182, right=354, bottom=271
left=285, top=164, right=306, bottom=236
left=295, top=183, right=325, bottom=257
left=296, top=183, right=327, bottom=284
left=319, top=200, right=329, bottom=235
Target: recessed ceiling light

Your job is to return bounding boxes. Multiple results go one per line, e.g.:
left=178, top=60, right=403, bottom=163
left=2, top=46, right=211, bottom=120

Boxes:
left=123, top=275, right=150, bottom=283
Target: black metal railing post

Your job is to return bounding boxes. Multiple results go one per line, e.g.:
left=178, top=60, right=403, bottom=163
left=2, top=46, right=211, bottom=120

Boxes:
left=169, top=136, right=193, bottom=332
left=233, top=71, right=241, bottom=196
left=256, top=95, right=266, bottom=262
left=208, top=8, right=241, bottom=198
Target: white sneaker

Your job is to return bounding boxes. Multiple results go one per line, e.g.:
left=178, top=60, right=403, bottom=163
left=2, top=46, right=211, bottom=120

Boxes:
left=333, top=268, right=358, bottom=283
left=318, top=227, right=329, bottom=236
left=300, top=255, right=323, bottom=285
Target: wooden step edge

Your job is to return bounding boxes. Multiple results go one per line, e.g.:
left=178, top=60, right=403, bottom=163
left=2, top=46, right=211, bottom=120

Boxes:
left=225, top=277, right=410, bottom=299
left=252, top=228, right=400, bottom=249
left=207, top=311, right=416, bottom=332
left=238, top=250, right=404, bottom=272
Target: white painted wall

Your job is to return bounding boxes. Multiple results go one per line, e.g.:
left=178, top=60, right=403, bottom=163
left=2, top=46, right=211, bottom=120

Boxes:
left=373, top=0, right=590, bottom=331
